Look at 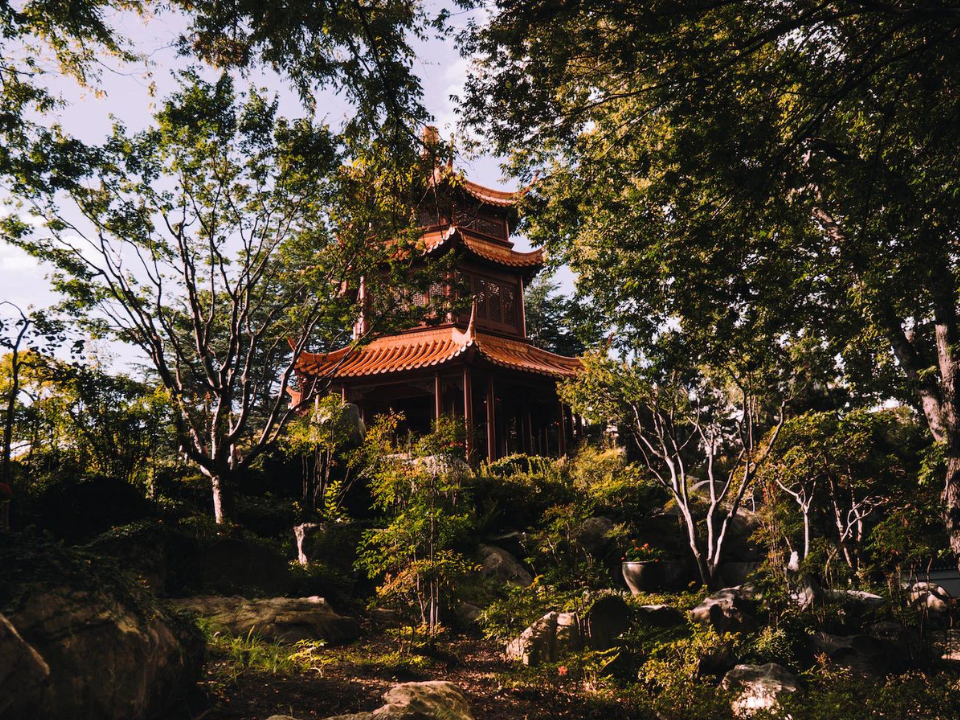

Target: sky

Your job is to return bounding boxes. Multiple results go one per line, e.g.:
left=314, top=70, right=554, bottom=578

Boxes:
left=0, top=6, right=574, bottom=366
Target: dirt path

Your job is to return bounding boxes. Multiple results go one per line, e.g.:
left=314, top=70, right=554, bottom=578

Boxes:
left=195, top=633, right=643, bottom=720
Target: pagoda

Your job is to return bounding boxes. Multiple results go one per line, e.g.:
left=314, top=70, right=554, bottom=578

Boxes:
left=293, top=142, right=582, bottom=463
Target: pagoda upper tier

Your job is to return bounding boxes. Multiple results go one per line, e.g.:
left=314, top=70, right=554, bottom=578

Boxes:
left=416, top=164, right=544, bottom=280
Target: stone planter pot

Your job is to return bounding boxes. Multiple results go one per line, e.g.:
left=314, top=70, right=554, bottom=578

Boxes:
left=622, top=560, right=664, bottom=594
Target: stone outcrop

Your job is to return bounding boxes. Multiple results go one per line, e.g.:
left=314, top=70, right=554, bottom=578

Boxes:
left=583, top=594, right=632, bottom=650
left=478, top=544, right=533, bottom=587
left=810, top=631, right=903, bottom=679
left=269, top=680, right=474, bottom=720
left=574, top=516, right=616, bottom=558
left=689, top=586, right=759, bottom=634
left=505, top=611, right=582, bottom=666
left=0, top=538, right=204, bottom=720
left=635, top=603, right=686, bottom=627
left=908, top=581, right=951, bottom=613
left=172, top=595, right=360, bottom=644
left=722, top=663, right=799, bottom=717
left=0, top=612, right=49, bottom=717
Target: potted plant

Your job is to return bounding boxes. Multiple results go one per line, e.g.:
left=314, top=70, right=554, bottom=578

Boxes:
left=621, top=542, right=666, bottom=594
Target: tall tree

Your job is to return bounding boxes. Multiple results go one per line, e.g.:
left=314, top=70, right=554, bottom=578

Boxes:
left=523, top=273, right=594, bottom=357
left=460, top=1, right=960, bottom=562
left=0, top=304, right=69, bottom=487
left=3, top=74, right=431, bottom=522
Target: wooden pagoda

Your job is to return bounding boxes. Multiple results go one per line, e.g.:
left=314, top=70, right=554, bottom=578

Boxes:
left=292, top=151, right=582, bottom=463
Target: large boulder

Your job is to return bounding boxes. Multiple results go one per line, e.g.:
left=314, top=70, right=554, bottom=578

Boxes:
left=908, top=581, right=951, bottom=614
left=0, top=536, right=204, bottom=720
left=271, top=680, right=474, bottom=720
left=722, top=663, right=800, bottom=717
left=933, top=628, right=960, bottom=662
left=635, top=604, right=686, bottom=628
left=172, top=595, right=359, bottom=644
left=478, top=544, right=533, bottom=587
left=809, top=631, right=904, bottom=679
left=505, top=611, right=583, bottom=666
left=583, top=594, right=632, bottom=650
left=0, top=612, right=49, bottom=716
left=574, top=516, right=616, bottom=558
left=689, top=587, right=759, bottom=634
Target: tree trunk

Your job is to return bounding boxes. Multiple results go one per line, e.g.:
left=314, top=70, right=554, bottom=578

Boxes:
left=210, top=473, right=236, bottom=525
left=944, top=453, right=960, bottom=560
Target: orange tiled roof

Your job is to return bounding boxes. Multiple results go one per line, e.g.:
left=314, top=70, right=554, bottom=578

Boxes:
left=422, top=226, right=544, bottom=268
left=296, top=326, right=580, bottom=380
left=460, top=178, right=520, bottom=207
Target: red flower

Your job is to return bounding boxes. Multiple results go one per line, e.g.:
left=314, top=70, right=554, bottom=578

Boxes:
left=558, top=666, right=568, bottom=677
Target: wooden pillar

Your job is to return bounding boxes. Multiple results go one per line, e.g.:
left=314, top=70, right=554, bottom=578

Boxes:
left=434, top=373, right=443, bottom=420
left=339, top=385, right=347, bottom=403
left=463, top=368, right=474, bottom=462
left=522, top=407, right=533, bottom=454
left=486, top=375, right=497, bottom=463
left=557, top=401, right=567, bottom=456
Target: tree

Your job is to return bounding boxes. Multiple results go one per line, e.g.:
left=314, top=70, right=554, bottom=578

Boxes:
left=461, top=1, right=960, bottom=563
left=523, top=273, right=596, bottom=357
left=357, top=414, right=474, bottom=636
left=0, top=303, right=71, bottom=487
left=4, top=74, right=431, bottom=522
left=561, top=352, right=786, bottom=587
left=758, top=408, right=926, bottom=582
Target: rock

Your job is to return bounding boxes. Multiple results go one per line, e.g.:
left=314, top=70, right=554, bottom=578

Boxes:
left=583, top=594, right=632, bottom=650
left=378, top=680, right=473, bottom=719
left=454, top=602, right=483, bottom=626
left=689, top=587, right=759, bottom=634
left=722, top=663, right=800, bottom=717
left=505, top=611, right=583, bottom=666
left=932, top=629, right=960, bottom=662
left=574, top=516, right=615, bottom=558
left=0, top=612, right=49, bottom=716
left=172, top=595, right=360, bottom=644
left=635, top=604, right=685, bottom=627
left=555, top=612, right=582, bottom=655
left=907, top=581, right=951, bottom=613
left=826, top=589, right=886, bottom=609
left=315, top=681, right=473, bottom=720
left=485, top=531, right=529, bottom=559
left=716, top=562, right=761, bottom=588
left=478, top=544, right=533, bottom=587
left=790, top=575, right=824, bottom=609
left=810, top=632, right=902, bottom=679
left=1, top=571, right=203, bottom=720
left=506, top=612, right=557, bottom=666
left=314, top=402, right=366, bottom=447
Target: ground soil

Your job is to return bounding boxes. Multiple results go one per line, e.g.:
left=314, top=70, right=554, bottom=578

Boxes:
left=188, top=629, right=643, bottom=720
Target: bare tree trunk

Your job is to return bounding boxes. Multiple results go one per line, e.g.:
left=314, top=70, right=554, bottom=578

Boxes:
left=209, top=473, right=236, bottom=525
left=944, top=453, right=960, bottom=560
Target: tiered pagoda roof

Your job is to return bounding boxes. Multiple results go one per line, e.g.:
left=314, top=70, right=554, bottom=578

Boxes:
left=295, top=319, right=581, bottom=381
left=421, top=226, right=543, bottom=270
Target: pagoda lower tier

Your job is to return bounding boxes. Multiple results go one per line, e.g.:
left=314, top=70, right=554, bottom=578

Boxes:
left=292, top=323, right=583, bottom=463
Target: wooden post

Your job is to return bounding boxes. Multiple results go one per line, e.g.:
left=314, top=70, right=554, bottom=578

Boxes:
left=486, top=375, right=497, bottom=463
left=522, top=407, right=532, bottom=454
left=557, top=401, right=567, bottom=456
left=463, top=368, right=474, bottom=462
left=434, top=373, right=443, bottom=420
